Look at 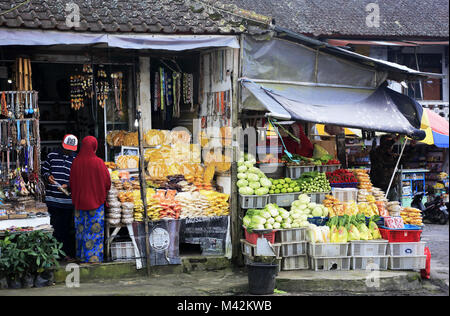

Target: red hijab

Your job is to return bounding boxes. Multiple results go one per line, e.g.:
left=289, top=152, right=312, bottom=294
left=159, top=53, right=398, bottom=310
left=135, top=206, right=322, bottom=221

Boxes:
left=70, top=136, right=111, bottom=210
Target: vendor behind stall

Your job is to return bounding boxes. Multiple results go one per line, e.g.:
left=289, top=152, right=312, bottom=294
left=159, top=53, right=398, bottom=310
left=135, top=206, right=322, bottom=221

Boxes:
left=41, top=134, right=78, bottom=261
left=277, top=122, right=314, bottom=158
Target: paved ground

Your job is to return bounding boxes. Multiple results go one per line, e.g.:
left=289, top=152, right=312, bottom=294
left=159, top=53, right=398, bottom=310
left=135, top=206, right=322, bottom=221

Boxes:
left=421, top=223, right=449, bottom=287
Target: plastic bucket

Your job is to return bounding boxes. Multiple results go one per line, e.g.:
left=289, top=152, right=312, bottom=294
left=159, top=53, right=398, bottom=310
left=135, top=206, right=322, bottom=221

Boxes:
left=247, top=262, right=278, bottom=295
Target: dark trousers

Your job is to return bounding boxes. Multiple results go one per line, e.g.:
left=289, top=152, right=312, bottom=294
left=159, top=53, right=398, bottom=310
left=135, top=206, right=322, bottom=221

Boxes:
left=48, top=205, right=76, bottom=258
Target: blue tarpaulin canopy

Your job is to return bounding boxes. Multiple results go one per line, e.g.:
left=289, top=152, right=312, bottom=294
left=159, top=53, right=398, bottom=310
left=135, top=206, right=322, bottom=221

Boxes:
left=241, top=79, right=426, bottom=140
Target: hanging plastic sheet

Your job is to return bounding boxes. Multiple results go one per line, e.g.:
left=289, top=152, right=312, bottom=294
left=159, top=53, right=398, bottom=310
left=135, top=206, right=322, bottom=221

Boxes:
left=241, top=80, right=426, bottom=140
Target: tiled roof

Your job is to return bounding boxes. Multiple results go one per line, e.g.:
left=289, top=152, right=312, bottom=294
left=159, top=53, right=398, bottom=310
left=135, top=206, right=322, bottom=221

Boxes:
left=0, top=0, right=272, bottom=34
left=221, top=0, right=449, bottom=39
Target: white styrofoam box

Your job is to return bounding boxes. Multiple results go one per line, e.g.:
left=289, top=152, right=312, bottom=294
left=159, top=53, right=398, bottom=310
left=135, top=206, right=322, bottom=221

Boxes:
left=387, top=242, right=426, bottom=257
left=351, top=256, right=389, bottom=270
left=275, top=228, right=307, bottom=243
left=281, top=255, right=309, bottom=270
left=388, top=256, right=426, bottom=270
left=308, top=243, right=349, bottom=257
left=310, top=256, right=351, bottom=271
left=349, top=240, right=389, bottom=256
left=280, top=242, right=308, bottom=257
left=332, top=188, right=358, bottom=202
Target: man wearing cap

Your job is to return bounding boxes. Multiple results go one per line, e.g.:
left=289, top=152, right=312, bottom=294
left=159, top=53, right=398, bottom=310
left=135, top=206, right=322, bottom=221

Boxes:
left=41, top=134, right=78, bottom=261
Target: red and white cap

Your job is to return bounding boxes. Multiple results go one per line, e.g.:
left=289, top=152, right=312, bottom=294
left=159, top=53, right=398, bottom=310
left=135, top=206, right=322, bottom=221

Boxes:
left=62, top=134, right=78, bottom=151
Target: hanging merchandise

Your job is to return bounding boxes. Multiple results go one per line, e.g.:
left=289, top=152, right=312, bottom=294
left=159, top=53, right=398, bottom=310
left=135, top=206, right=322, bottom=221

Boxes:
left=111, top=72, right=124, bottom=118
left=70, top=75, right=84, bottom=110
left=82, top=64, right=94, bottom=99
left=96, top=66, right=110, bottom=108
left=183, top=73, right=194, bottom=111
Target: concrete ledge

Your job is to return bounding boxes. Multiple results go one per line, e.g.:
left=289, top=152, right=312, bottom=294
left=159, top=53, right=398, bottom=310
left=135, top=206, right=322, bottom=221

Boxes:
left=276, top=270, right=423, bottom=293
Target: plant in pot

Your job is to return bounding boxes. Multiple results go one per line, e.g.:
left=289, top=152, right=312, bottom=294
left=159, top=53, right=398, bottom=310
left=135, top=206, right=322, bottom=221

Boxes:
left=0, top=236, right=12, bottom=289
left=0, top=234, right=29, bottom=289
left=24, top=231, right=65, bottom=288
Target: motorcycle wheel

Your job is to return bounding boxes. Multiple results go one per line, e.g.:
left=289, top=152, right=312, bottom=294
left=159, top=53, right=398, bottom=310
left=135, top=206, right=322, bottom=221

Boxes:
left=438, top=212, right=448, bottom=225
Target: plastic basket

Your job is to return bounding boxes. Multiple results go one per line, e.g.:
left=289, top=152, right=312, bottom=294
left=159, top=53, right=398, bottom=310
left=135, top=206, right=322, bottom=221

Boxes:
left=351, top=256, right=389, bottom=270
left=388, top=256, right=427, bottom=270
left=281, top=255, right=309, bottom=270
left=280, top=242, right=308, bottom=257
left=308, top=192, right=330, bottom=204
left=316, top=164, right=341, bottom=173
left=307, top=217, right=329, bottom=226
left=241, top=239, right=281, bottom=257
left=110, top=241, right=135, bottom=261
left=379, top=227, right=422, bottom=242
left=387, top=242, right=426, bottom=257
left=285, top=165, right=316, bottom=179
left=245, top=228, right=277, bottom=245
left=349, top=240, right=388, bottom=256
left=275, top=228, right=307, bottom=243
left=310, top=256, right=351, bottom=271
left=239, top=194, right=269, bottom=209
left=257, top=163, right=285, bottom=178
left=330, top=182, right=358, bottom=188
left=331, top=188, right=358, bottom=202
left=269, top=193, right=300, bottom=207
left=308, top=243, right=349, bottom=257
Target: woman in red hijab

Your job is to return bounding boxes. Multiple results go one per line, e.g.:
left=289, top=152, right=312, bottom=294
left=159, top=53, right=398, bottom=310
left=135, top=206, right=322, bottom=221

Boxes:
left=70, top=136, right=111, bottom=263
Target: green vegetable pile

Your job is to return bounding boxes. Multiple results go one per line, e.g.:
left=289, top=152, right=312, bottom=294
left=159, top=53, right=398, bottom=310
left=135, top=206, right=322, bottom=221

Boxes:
left=237, top=152, right=271, bottom=196
left=291, top=194, right=329, bottom=218
left=268, top=177, right=299, bottom=194
left=295, top=172, right=331, bottom=193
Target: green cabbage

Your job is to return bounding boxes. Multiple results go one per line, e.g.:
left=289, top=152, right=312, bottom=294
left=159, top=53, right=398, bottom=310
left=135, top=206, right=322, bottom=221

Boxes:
left=265, top=223, right=273, bottom=229
left=260, top=178, right=272, bottom=188
left=298, top=194, right=311, bottom=204
left=251, top=215, right=266, bottom=225
left=255, top=187, right=269, bottom=196
left=237, top=173, right=247, bottom=180
left=243, top=215, right=251, bottom=227
left=236, top=179, right=249, bottom=188
left=279, top=208, right=290, bottom=219
left=247, top=173, right=260, bottom=182
left=274, top=216, right=283, bottom=223
left=312, top=207, right=323, bottom=217
left=249, top=181, right=261, bottom=189
left=259, top=210, right=272, bottom=219
left=273, top=222, right=281, bottom=229
left=244, top=161, right=254, bottom=169
left=239, top=186, right=254, bottom=195
left=237, top=165, right=248, bottom=173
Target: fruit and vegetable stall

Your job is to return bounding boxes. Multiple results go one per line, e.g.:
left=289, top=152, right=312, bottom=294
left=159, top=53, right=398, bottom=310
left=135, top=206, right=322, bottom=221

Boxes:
left=238, top=151, right=428, bottom=273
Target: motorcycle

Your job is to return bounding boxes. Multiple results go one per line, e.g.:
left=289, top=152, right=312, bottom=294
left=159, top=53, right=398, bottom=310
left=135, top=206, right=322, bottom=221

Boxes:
left=411, top=192, right=449, bottom=225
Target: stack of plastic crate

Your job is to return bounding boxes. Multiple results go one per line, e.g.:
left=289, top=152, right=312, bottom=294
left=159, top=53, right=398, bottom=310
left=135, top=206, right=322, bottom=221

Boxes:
left=387, top=242, right=427, bottom=270
left=349, top=240, right=389, bottom=270
left=308, top=242, right=351, bottom=271
left=276, top=228, right=309, bottom=270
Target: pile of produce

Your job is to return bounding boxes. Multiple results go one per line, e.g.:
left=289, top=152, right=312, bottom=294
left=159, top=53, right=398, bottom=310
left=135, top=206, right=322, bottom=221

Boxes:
left=295, top=171, right=331, bottom=193
left=237, top=152, right=271, bottom=196
left=323, top=195, right=345, bottom=217
left=326, top=169, right=357, bottom=184
left=291, top=194, right=329, bottom=219
left=282, top=152, right=339, bottom=166
left=401, top=207, right=423, bottom=226
left=268, top=177, right=300, bottom=194
left=242, top=204, right=290, bottom=231
left=307, top=214, right=382, bottom=243
left=175, top=191, right=210, bottom=218
left=153, top=190, right=181, bottom=219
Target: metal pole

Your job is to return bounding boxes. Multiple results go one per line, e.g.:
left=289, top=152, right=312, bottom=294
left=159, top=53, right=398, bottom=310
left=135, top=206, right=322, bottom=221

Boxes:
left=136, top=107, right=151, bottom=276
left=385, top=138, right=408, bottom=200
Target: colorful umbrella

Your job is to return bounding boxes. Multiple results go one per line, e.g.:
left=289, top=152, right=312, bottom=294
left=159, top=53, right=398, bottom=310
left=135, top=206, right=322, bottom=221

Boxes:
left=420, top=108, right=449, bottom=148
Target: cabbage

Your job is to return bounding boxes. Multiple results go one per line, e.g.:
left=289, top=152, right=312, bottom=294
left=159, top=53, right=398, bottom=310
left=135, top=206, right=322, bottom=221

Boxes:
left=246, top=209, right=260, bottom=216
left=279, top=208, right=290, bottom=219
left=291, top=221, right=300, bottom=228
left=281, top=222, right=292, bottom=229
left=236, top=179, right=249, bottom=188
left=298, top=194, right=311, bottom=204
left=298, top=214, right=308, bottom=222
left=312, top=207, right=323, bottom=217
left=244, top=161, right=254, bottom=169
left=284, top=217, right=292, bottom=224
left=237, top=165, right=248, bottom=173
left=251, top=215, right=266, bottom=225
left=290, top=212, right=301, bottom=219
left=237, top=173, right=247, bottom=180
left=274, top=216, right=283, bottom=223
left=265, top=223, right=273, bottom=229
left=259, top=210, right=271, bottom=219
left=255, top=187, right=269, bottom=196
left=249, top=181, right=261, bottom=189
left=247, top=173, right=260, bottom=182
left=239, top=186, right=254, bottom=195
left=267, top=218, right=275, bottom=225
left=265, top=204, right=279, bottom=217
left=273, top=222, right=281, bottom=229
left=260, top=178, right=272, bottom=188
left=322, top=206, right=329, bottom=217
left=308, top=202, right=318, bottom=209
left=237, top=160, right=245, bottom=166
left=243, top=215, right=251, bottom=227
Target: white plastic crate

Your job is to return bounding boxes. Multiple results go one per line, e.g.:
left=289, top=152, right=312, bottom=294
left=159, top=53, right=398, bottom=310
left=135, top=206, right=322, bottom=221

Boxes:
left=387, top=242, right=426, bottom=257
left=388, top=256, right=426, bottom=270
left=316, top=164, right=341, bottom=173
left=308, top=192, right=330, bottom=204
left=349, top=240, right=388, bottom=256
left=280, top=242, right=308, bottom=257
left=351, top=256, right=389, bottom=270
left=332, top=188, right=358, bottom=202
left=285, top=165, right=315, bottom=179
left=110, top=241, right=135, bottom=261
left=240, top=239, right=281, bottom=258
left=269, top=193, right=299, bottom=207
left=275, top=228, right=307, bottom=243
left=310, top=256, right=351, bottom=271
left=281, top=255, right=309, bottom=270
left=308, top=243, right=349, bottom=257
left=239, top=194, right=269, bottom=209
